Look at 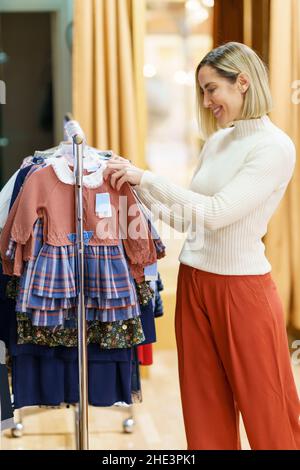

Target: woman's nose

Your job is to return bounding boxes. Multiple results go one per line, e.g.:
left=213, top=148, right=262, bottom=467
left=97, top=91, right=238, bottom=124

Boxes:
left=203, top=93, right=212, bottom=108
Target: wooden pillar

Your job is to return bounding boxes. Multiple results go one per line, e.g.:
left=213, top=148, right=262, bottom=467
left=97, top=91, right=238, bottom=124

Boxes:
left=213, top=0, right=270, bottom=65
left=213, top=0, right=244, bottom=47
left=251, top=0, right=270, bottom=65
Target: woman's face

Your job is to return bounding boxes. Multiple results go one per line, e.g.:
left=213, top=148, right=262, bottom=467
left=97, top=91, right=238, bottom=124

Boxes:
left=198, top=65, right=249, bottom=127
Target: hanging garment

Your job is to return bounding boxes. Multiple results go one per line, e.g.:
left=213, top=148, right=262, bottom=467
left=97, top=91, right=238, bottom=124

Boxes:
left=0, top=341, right=14, bottom=430
left=9, top=164, right=37, bottom=212
left=0, top=161, right=52, bottom=340
left=9, top=283, right=160, bottom=408
left=137, top=275, right=165, bottom=365
left=9, top=271, right=163, bottom=407
left=12, top=218, right=145, bottom=346
left=0, top=155, right=165, bottom=409
left=0, top=170, right=19, bottom=231
left=0, top=155, right=48, bottom=231
left=154, top=273, right=164, bottom=318
left=12, top=345, right=134, bottom=408
left=137, top=344, right=153, bottom=366
left=134, top=190, right=166, bottom=260
left=9, top=280, right=159, bottom=409
left=0, top=159, right=157, bottom=280
left=1, top=160, right=164, bottom=345
left=14, top=219, right=143, bottom=326
left=0, top=157, right=159, bottom=327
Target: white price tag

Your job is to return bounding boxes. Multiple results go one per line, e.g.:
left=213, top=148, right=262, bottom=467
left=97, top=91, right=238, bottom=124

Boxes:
left=96, top=193, right=112, bottom=218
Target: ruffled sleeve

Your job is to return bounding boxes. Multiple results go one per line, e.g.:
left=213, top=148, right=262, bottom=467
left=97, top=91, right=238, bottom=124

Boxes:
left=0, top=167, right=54, bottom=275
left=119, top=183, right=157, bottom=282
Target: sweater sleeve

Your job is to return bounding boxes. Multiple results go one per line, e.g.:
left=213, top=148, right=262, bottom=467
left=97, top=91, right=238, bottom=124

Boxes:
left=138, top=139, right=296, bottom=231
left=134, top=187, right=187, bottom=233
left=9, top=171, right=44, bottom=244
left=0, top=168, right=51, bottom=275
left=133, top=144, right=208, bottom=233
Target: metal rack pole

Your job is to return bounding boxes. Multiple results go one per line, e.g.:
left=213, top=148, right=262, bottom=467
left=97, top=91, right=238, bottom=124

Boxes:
left=64, top=115, right=89, bottom=450
left=73, top=133, right=89, bottom=450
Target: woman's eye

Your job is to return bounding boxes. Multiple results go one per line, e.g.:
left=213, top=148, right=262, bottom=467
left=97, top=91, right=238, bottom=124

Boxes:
left=208, top=88, right=215, bottom=93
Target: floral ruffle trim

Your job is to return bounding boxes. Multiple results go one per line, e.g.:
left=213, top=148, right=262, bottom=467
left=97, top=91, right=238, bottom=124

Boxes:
left=135, top=281, right=154, bottom=306
left=6, top=276, right=19, bottom=300
left=16, top=313, right=145, bottom=349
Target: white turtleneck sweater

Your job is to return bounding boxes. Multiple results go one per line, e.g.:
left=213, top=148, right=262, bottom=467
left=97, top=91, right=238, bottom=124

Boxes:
left=135, top=115, right=296, bottom=275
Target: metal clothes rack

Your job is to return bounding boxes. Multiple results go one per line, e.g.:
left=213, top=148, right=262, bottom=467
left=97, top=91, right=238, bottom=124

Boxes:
left=64, top=116, right=136, bottom=449
left=9, top=117, right=89, bottom=449
left=8, top=116, right=136, bottom=447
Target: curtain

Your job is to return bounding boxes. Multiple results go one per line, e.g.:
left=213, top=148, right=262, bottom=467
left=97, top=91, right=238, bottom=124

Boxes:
left=265, top=0, right=300, bottom=330
left=73, top=0, right=147, bottom=168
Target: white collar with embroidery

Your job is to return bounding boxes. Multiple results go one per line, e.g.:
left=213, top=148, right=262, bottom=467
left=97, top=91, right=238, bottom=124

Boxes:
left=50, top=156, right=106, bottom=188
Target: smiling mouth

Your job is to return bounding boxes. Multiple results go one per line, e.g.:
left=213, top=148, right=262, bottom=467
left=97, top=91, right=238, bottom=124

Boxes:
left=212, top=106, right=223, bottom=118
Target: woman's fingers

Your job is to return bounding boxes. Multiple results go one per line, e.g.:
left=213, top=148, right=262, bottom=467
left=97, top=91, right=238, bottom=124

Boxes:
left=107, top=162, right=129, bottom=169
left=103, top=163, right=129, bottom=180
left=104, top=163, right=130, bottom=178
left=110, top=169, right=127, bottom=188
left=116, top=155, right=130, bottom=163
left=103, top=155, right=141, bottom=187
left=116, top=174, right=129, bottom=191
left=103, top=167, right=115, bottom=180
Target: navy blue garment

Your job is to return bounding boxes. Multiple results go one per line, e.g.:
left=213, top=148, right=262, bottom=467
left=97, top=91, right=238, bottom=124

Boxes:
left=7, top=276, right=156, bottom=407
left=9, top=296, right=155, bottom=407
left=9, top=302, right=141, bottom=407
left=0, top=265, right=10, bottom=302
left=130, top=275, right=165, bottom=346
left=12, top=346, right=133, bottom=408
left=9, top=164, right=34, bottom=211
left=131, top=347, right=141, bottom=402
left=139, top=299, right=156, bottom=346
left=9, top=283, right=156, bottom=407
left=154, top=273, right=164, bottom=318
left=0, top=364, right=14, bottom=429
left=0, top=164, right=34, bottom=343
left=0, top=298, right=15, bottom=347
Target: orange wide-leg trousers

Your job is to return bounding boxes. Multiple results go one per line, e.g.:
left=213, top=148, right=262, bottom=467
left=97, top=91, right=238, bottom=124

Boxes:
left=175, top=263, right=300, bottom=450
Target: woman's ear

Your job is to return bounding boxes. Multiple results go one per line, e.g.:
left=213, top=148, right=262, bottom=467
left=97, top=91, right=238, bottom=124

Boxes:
left=237, top=73, right=250, bottom=94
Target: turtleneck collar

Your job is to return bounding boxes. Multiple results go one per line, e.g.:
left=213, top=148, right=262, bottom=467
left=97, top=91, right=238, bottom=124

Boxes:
left=229, top=115, right=272, bottom=138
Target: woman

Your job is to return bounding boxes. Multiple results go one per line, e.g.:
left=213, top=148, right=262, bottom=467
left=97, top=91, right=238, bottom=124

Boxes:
left=104, top=42, right=300, bottom=450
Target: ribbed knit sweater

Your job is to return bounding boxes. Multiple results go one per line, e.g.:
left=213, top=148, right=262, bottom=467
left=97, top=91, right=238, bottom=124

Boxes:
left=135, top=115, right=296, bottom=275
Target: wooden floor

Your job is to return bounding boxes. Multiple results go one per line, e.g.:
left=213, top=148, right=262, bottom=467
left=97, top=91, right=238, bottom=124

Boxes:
left=1, top=349, right=299, bottom=450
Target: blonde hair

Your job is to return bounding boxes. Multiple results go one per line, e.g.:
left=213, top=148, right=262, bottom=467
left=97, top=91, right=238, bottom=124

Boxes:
left=195, top=42, right=273, bottom=139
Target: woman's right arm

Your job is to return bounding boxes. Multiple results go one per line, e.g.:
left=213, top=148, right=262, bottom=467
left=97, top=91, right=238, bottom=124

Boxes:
left=134, top=186, right=188, bottom=233
left=134, top=140, right=208, bottom=233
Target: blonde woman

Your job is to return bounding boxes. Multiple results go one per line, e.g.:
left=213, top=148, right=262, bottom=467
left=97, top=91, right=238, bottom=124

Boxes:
left=104, top=42, right=300, bottom=450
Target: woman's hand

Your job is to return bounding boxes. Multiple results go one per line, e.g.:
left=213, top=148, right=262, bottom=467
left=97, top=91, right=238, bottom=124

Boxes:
left=103, top=154, right=144, bottom=191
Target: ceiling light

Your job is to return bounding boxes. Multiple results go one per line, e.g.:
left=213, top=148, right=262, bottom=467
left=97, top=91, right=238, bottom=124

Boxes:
left=187, top=4, right=209, bottom=24
left=144, top=64, right=157, bottom=78
left=202, top=0, right=214, bottom=7
left=174, top=70, right=188, bottom=85
left=185, top=0, right=200, bottom=12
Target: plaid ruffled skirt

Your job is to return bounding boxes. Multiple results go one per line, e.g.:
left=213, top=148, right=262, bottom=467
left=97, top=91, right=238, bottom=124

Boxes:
left=16, top=219, right=141, bottom=327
